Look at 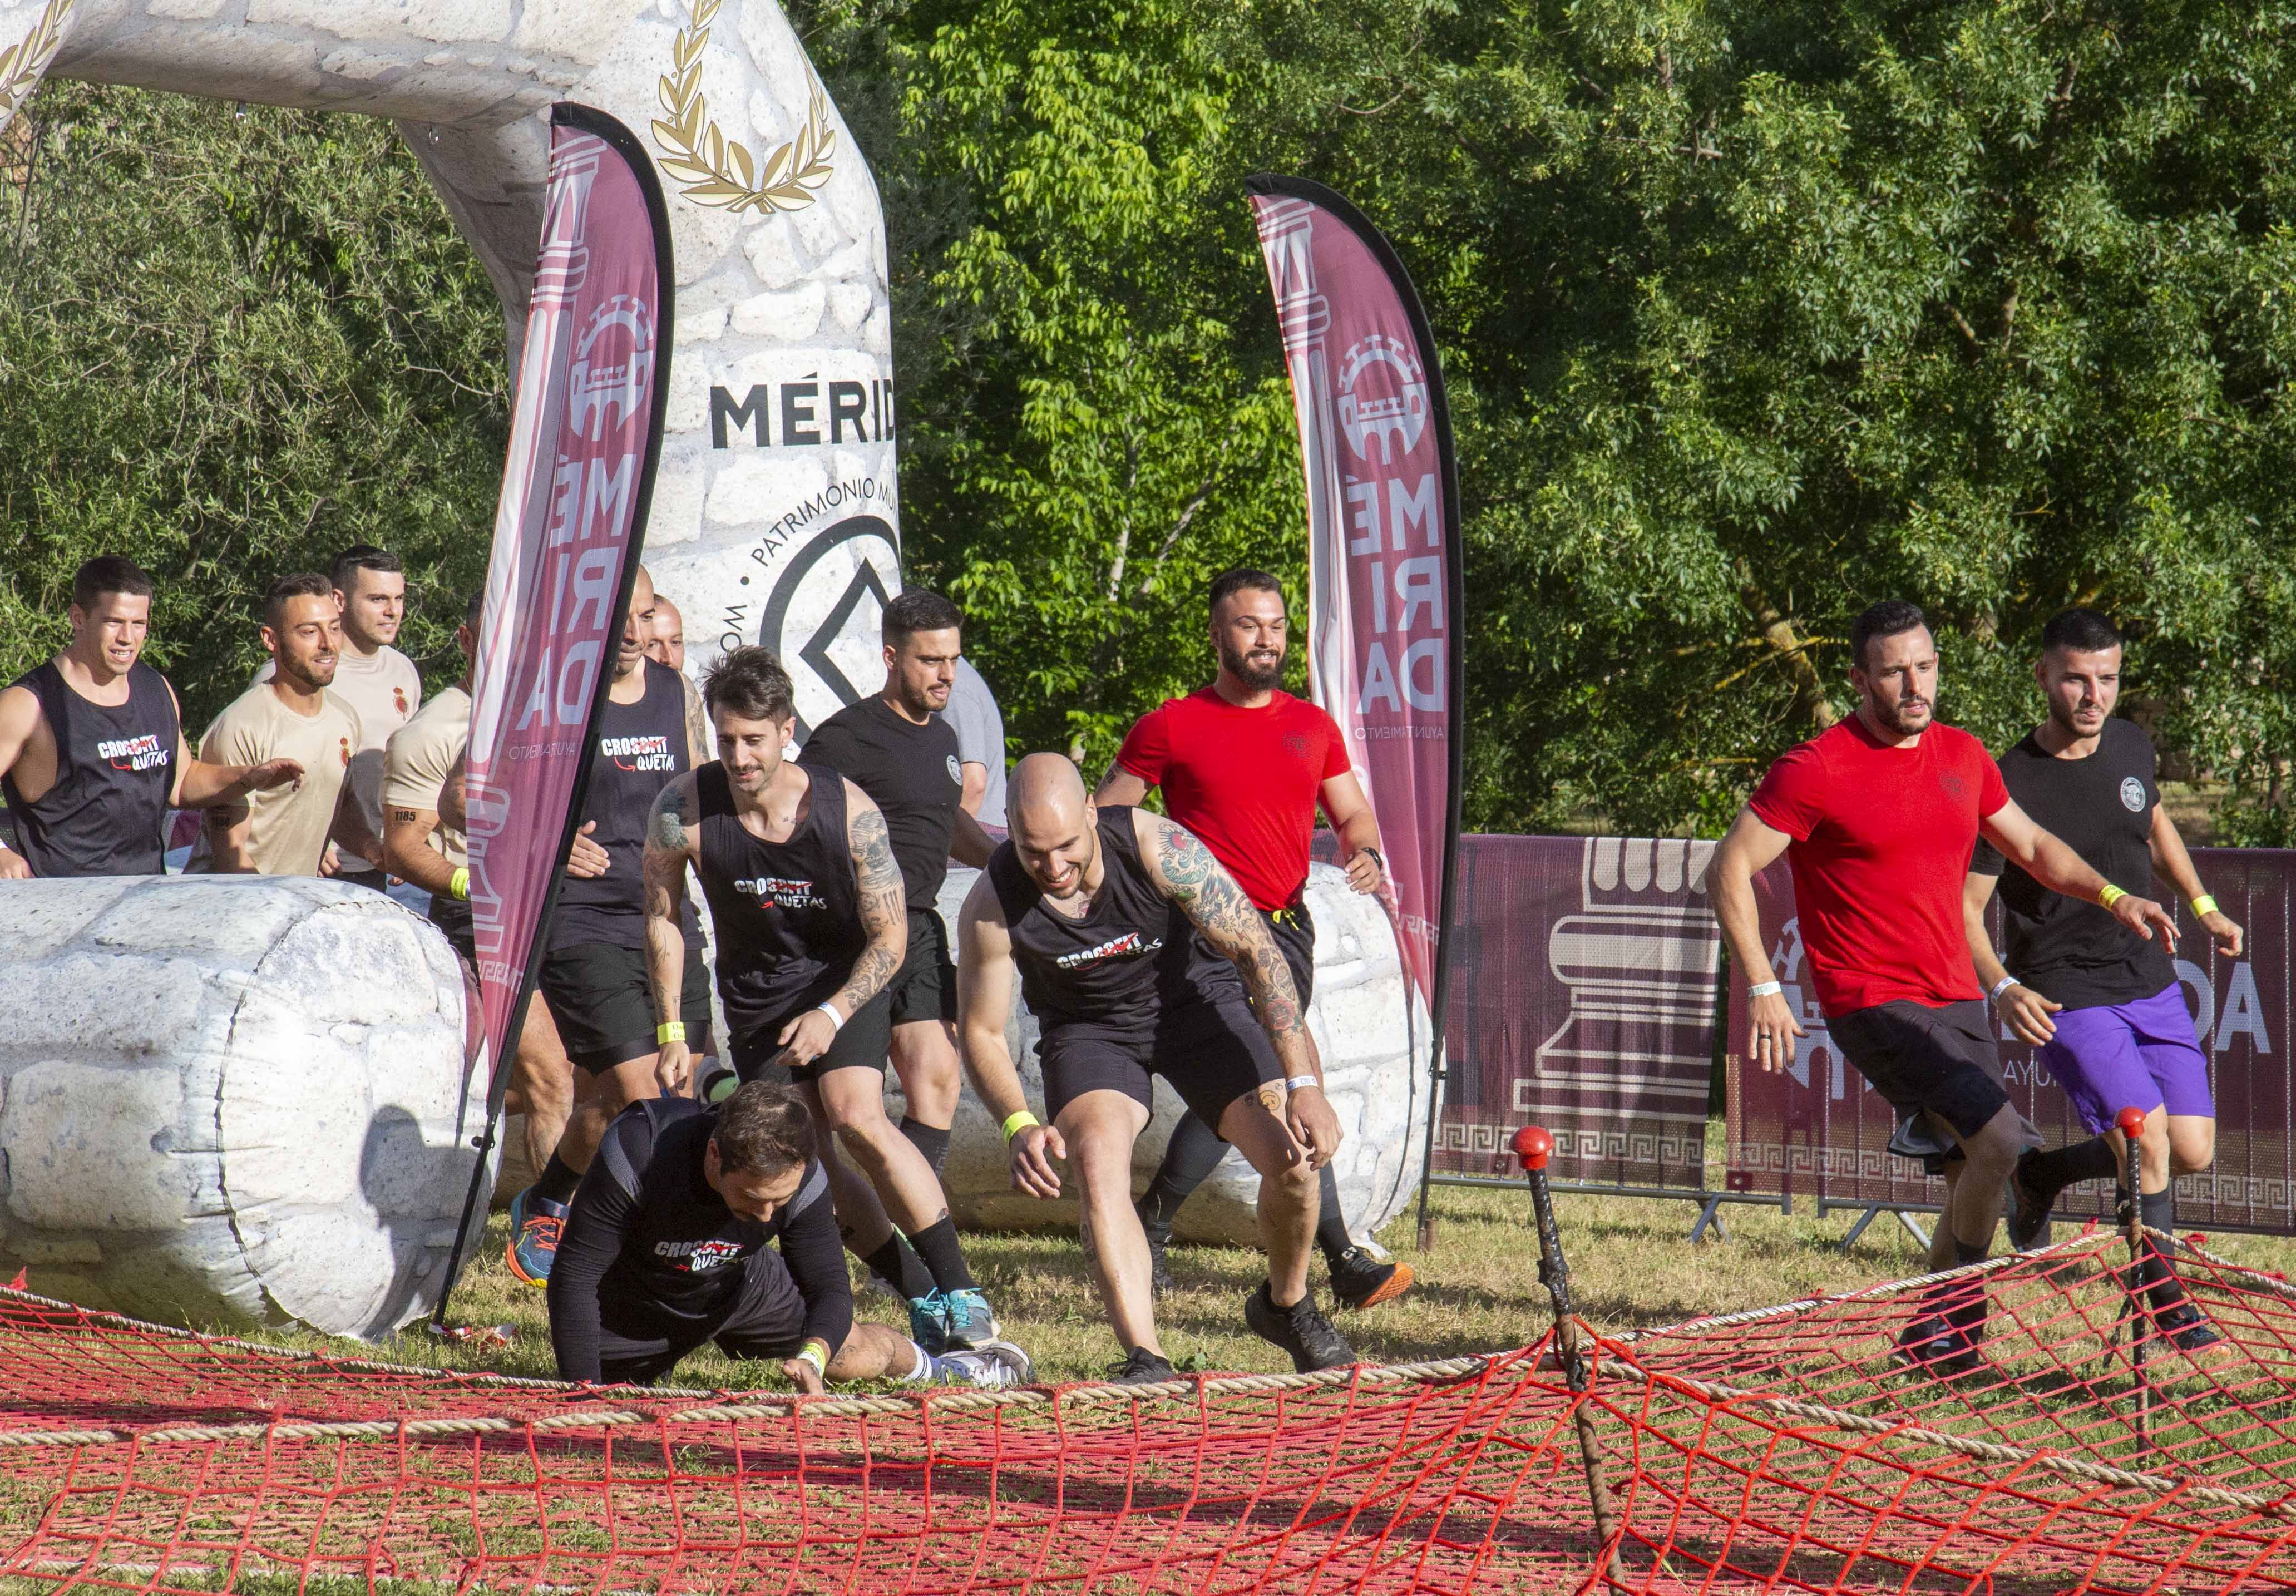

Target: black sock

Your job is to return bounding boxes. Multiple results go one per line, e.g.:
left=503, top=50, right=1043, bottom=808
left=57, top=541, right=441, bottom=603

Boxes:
left=907, top=1216, right=976, bottom=1292
left=532, top=1153, right=580, bottom=1207
left=2023, top=1136, right=2119, bottom=1199
left=1953, top=1237, right=1989, bottom=1268
left=1315, top=1162, right=1354, bottom=1266
left=862, top=1233, right=937, bottom=1301
left=900, top=1116, right=952, bottom=1178
left=1137, top=1113, right=1227, bottom=1239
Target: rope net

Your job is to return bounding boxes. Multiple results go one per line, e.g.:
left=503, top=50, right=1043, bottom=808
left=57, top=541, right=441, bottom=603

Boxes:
left=0, top=1228, right=2290, bottom=1593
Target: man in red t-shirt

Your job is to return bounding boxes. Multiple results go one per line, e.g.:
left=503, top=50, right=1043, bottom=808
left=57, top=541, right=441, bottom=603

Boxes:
left=1709, top=600, right=2177, bottom=1375
left=1095, top=567, right=1411, bottom=1313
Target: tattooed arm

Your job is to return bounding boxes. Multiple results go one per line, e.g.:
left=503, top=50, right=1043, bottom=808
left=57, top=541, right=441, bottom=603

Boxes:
left=680, top=676, right=712, bottom=770
left=644, top=773, right=699, bottom=1091
left=772, top=779, right=909, bottom=1065
left=1133, top=811, right=1339, bottom=1166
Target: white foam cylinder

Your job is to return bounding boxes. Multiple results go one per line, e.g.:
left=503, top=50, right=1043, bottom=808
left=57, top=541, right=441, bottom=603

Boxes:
left=915, top=862, right=1433, bottom=1247
left=0, top=877, right=493, bottom=1339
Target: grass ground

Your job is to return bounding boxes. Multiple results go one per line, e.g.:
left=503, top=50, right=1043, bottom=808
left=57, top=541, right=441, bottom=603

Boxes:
left=348, top=1150, right=2296, bottom=1394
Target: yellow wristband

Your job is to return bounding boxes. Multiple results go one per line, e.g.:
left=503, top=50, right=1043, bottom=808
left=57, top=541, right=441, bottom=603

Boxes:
left=2098, top=884, right=2126, bottom=909
left=448, top=866, right=470, bottom=901
left=796, top=1342, right=827, bottom=1378
left=1001, top=1109, right=1041, bottom=1145
left=2191, top=894, right=2219, bottom=917
left=656, top=1021, right=686, bottom=1045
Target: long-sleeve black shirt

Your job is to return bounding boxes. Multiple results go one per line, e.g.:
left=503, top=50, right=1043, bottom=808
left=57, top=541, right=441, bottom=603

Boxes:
left=545, top=1098, right=851, bottom=1383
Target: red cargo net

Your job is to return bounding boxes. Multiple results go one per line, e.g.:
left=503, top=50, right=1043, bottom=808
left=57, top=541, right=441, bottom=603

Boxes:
left=0, top=1229, right=2290, bottom=1593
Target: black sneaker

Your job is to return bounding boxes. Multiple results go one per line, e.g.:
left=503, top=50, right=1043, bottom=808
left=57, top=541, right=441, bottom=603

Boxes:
left=1246, top=1282, right=1357, bottom=1372
left=1894, top=1313, right=1986, bottom=1378
left=1108, top=1346, right=1178, bottom=1386
left=2006, top=1150, right=2056, bottom=1253
left=2154, top=1299, right=2224, bottom=1353
left=1329, top=1246, right=1415, bottom=1311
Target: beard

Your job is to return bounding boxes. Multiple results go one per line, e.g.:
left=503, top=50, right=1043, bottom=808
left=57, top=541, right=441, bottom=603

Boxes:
left=1218, top=641, right=1285, bottom=691
left=1877, top=696, right=1932, bottom=735
left=2048, top=697, right=2105, bottom=738
left=282, top=652, right=336, bottom=693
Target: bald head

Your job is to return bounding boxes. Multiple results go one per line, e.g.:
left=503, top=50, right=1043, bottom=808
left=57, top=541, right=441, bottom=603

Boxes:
left=618, top=564, right=658, bottom=680
left=648, top=592, right=685, bottom=670
left=1009, top=753, right=1097, bottom=898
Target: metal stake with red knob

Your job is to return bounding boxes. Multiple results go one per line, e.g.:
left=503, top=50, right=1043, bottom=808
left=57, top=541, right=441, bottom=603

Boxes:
left=2115, top=1104, right=2153, bottom=1450
left=1514, top=1124, right=1626, bottom=1585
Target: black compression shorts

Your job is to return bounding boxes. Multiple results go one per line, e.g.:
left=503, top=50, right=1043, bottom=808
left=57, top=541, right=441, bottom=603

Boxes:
left=595, top=1253, right=809, bottom=1386
left=729, top=991, right=894, bottom=1085
left=887, top=907, right=957, bottom=1027
left=539, top=940, right=714, bottom=1073
left=1038, top=998, right=1284, bottom=1137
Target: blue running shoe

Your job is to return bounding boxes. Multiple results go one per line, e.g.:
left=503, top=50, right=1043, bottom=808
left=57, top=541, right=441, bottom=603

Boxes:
left=908, top=1291, right=952, bottom=1355
left=504, top=1188, right=566, bottom=1287
left=942, top=1287, right=1000, bottom=1350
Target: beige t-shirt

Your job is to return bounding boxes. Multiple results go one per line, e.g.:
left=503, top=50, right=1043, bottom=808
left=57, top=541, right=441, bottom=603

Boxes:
left=382, top=684, right=470, bottom=869
left=258, top=645, right=419, bottom=872
left=190, top=685, right=362, bottom=876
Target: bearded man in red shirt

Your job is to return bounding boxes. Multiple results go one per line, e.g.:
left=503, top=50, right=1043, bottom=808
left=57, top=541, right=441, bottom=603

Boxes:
left=1095, top=568, right=1413, bottom=1312
left=1707, top=600, right=2178, bottom=1376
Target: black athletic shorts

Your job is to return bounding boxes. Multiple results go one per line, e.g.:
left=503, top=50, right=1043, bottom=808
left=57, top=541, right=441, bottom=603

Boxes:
left=1038, top=997, right=1285, bottom=1137
left=888, top=907, right=957, bottom=1027
left=539, top=940, right=714, bottom=1074
left=1195, top=901, right=1316, bottom=1005
left=730, top=990, right=895, bottom=1085
left=1828, top=999, right=2035, bottom=1174
left=596, top=1254, right=808, bottom=1386
left=428, top=893, right=475, bottom=967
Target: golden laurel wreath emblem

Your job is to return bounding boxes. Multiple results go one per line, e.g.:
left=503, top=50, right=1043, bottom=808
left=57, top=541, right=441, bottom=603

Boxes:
left=0, top=0, right=74, bottom=128
left=653, top=0, right=836, bottom=214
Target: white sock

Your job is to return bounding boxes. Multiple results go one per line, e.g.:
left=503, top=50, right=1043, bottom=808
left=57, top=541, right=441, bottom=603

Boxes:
left=902, top=1340, right=933, bottom=1383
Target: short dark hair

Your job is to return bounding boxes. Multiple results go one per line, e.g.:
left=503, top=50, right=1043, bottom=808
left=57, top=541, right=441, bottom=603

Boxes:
left=704, top=645, right=796, bottom=722
left=884, top=589, right=963, bottom=647
left=1209, top=567, right=1284, bottom=616
left=712, top=1080, right=813, bottom=1175
left=331, top=545, right=402, bottom=594
left=1849, top=599, right=1929, bottom=670
left=266, top=572, right=335, bottom=629
left=2041, top=607, right=2122, bottom=656
left=72, top=555, right=155, bottom=612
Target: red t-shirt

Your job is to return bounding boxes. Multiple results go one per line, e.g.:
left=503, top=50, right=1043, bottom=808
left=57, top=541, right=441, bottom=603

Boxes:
left=1748, top=717, right=2008, bottom=1016
left=1114, top=686, right=1351, bottom=911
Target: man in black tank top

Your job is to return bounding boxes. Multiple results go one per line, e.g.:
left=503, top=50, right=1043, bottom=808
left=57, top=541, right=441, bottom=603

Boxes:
left=503, top=569, right=720, bottom=1288
left=641, top=648, right=1013, bottom=1361
left=956, top=753, right=1357, bottom=1384
left=0, top=555, right=304, bottom=878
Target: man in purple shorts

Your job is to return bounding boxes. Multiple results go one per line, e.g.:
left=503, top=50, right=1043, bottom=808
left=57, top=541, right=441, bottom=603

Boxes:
left=1967, top=607, right=2243, bottom=1351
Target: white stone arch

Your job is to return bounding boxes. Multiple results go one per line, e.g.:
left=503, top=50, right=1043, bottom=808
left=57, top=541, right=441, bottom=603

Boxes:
left=0, top=0, right=899, bottom=727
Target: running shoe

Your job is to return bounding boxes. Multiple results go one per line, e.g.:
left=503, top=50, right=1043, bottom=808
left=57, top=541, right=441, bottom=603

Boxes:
left=2005, top=1150, right=2055, bottom=1253
left=907, top=1290, right=952, bottom=1355
left=941, top=1287, right=1001, bottom=1350
left=1108, top=1346, right=1179, bottom=1386
left=1893, top=1313, right=1986, bottom=1378
left=931, top=1340, right=1035, bottom=1389
left=1245, top=1282, right=1357, bottom=1373
left=1330, top=1246, right=1415, bottom=1311
left=503, top=1189, right=566, bottom=1288
left=2153, top=1299, right=2224, bottom=1353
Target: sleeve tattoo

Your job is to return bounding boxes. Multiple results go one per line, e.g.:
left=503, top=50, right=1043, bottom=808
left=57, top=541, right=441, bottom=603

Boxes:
left=682, top=680, right=710, bottom=767
left=1152, top=821, right=1305, bottom=1040
left=839, top=801, right=906, bottom=1010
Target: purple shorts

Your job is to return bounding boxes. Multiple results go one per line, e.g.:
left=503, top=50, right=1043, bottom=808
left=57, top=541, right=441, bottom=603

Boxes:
left=2037, top=983, right=2213, bottom=1135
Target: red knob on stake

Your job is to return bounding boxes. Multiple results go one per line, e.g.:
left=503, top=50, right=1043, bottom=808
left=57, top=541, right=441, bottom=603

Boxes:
left=1513, top=1125, right=1552, bottom=1174
left=2116, top=1106, right=2147, bottom=1139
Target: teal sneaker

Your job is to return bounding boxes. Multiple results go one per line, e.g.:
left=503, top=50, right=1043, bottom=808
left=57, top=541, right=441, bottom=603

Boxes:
left=942, top=1287, right=1000, bottom=1349
left=907, top=1291, right=951, bottom=1355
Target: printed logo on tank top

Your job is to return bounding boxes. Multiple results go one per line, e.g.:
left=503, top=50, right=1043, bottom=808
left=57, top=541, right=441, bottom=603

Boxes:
left=735, top=875, right=827, bottom=909
left=654, top=1237, right=747, bottom=1272
left=1054, top=930, right=1165, bottom=969
left=604, top=733, right=678, bottom=772
left=2120, top=777, right=2146, bottom=812
left=98, top=734, right=169, bottom=773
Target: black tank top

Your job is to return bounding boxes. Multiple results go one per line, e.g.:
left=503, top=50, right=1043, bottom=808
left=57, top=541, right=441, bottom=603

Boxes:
left=987, top=804, right=1240, bottom=1039
left=552, top=659, right=692, bottom=952
left=694, top=761, right=862, bottom=1029
left=2, top=659, right=179, bottom=878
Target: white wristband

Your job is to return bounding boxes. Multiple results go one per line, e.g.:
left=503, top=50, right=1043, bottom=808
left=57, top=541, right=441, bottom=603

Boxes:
left=1745, top=980, right=1783, bottom=999
left=1990, top=975, right=2022, bottom=1001
left=813, top=1002, right=844, bottom=1031
left=1285, top=1076, right=1320, bottom=1094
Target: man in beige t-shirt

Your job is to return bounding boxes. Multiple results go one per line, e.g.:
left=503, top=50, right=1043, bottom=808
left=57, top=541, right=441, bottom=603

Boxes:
left=195, top=574, right=380, bottom=876
left=255, top=545, right=421, bottom=888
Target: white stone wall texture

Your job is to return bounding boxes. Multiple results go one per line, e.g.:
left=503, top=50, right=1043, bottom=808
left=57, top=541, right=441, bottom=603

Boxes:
left=1, top=0, right=901, bottom=734
left=917, top=862, right=1434, bottom=1248
left=0, top=877, right=493, bottom=1338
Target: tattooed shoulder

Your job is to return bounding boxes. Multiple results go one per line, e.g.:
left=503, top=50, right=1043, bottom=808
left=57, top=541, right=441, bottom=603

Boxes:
left=1153, top=819, right=1216, bottom=901
left=648, top=778, right=694, bottom=854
